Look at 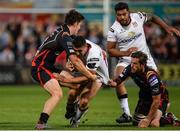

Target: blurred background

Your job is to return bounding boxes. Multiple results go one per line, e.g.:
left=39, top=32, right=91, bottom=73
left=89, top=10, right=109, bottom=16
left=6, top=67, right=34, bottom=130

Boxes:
left=0, top=0, right=179, bottom=85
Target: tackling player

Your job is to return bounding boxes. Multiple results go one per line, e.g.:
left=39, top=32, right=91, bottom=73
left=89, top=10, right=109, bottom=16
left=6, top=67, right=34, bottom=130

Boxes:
left=109, top=51, right=180, bottom=128
left=107, top=2, right=180, bottom=124
left=58, top=36, right=109, bottom=127
left=31, top=10, right=96, bottom=130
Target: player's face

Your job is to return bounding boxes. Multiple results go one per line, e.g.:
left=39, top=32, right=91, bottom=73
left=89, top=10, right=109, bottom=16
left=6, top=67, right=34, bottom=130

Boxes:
left=116, top=9, right=130, bottom=26
left=72, top=21, right=83, bottom=35
left=74, top=45, right=87, bottom=56
left=131, top=58, right=143, bottom=73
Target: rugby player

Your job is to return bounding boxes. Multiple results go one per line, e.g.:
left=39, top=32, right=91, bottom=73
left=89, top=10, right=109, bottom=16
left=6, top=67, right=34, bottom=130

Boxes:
left=31, top=10, right=96, bottom=130
left=107, top=2, right=180, bottom=124
left=109, top=51, right=180, bottom=128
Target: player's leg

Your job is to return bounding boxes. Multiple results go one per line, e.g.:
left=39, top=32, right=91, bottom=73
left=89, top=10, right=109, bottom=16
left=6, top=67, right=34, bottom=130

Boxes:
left=65, top=81, right=90, bottom=119
left=115, top=65, right=131, bottom=123
left=35, top=69, right=63, bottom=130
left=132, top=100, right=151, bottom=126
left=71, top=80, right=102, bottom=127
left=65, top=88, right=83, bottom=119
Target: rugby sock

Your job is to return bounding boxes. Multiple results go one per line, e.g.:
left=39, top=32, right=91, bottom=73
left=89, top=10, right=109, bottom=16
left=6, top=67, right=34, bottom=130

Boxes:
left=75, top=106, right=88, bottom=121
left=117, top=93, right=131, bottom=116
left=39, top=112, right=49, bottom=124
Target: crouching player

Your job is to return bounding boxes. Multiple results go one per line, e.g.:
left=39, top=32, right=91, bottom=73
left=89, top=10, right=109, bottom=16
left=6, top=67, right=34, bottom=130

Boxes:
left=57, top=36, right=110, bottom=127
left=109, top=51, right=180, bottom=128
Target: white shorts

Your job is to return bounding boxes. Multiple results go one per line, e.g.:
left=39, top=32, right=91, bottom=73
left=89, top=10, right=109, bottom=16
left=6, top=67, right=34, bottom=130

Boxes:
left=116, top=57, right=158, bottom=71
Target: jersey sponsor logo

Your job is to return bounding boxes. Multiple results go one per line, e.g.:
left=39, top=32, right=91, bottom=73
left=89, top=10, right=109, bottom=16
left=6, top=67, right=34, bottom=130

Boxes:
left=119, top=33, right=142, bottom=43
left=149, top=78, right=158, bottom=87
left=67, top=42, right=75, bottom=53
left=128, top=32, right=136, bottom=37
left=152, top=87, right=159, bottom=94
left=149, top=75, right=157, bottom=83
left=88, top=58, right=99, bottom=62
left=109, top=28, right=114, bottom=33
left=132, top=22, right=138, bottom=27
left=87, top=63, right=97, bottom=69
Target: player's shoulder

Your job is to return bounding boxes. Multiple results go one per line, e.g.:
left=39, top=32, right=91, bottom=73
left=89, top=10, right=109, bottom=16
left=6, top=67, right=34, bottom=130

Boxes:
left=110, top=21, right=123, bottom=32
left=146, top=68, right=159, bottom=81
left=86, top=39, right=101, bottom=53
left=131, top=12, right=147, bottom=20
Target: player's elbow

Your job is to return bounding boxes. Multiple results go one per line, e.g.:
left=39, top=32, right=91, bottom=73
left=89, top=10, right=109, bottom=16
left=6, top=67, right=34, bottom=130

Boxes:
left=107, top=49, right=114, bottom=57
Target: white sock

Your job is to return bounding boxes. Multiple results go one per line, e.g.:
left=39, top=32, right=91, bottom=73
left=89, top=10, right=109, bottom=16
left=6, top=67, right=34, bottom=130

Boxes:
left=75, top=107, right=88, bottom=121
left=120, top=98, right=131, bottom=116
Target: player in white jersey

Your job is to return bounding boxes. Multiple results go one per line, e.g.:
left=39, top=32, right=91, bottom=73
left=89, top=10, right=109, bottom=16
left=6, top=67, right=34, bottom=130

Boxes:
left=107, top=2, right=180, bottom=124
left=59, top=36, right=109, bottom=127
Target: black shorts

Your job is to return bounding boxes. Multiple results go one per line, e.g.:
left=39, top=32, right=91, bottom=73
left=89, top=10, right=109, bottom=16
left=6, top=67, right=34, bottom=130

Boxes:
left=31, top=66, right=56, bottom=86
left=134, top=89, right=169, bottom=116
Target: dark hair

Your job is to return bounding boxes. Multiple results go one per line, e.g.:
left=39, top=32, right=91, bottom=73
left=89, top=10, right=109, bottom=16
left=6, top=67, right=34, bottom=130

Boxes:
left=114, top=2, right=129, bottom=12
left=65, top=9, right=85, bottom=26
left=73, top=36, right=86, bottom=48
left=131, top=51, right=148, bottom=65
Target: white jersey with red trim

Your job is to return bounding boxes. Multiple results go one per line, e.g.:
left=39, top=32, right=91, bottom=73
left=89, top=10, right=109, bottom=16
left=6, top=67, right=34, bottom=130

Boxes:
left=85, top=40, right=109, bottom=85
left=107, top=12, right=157, bottom=70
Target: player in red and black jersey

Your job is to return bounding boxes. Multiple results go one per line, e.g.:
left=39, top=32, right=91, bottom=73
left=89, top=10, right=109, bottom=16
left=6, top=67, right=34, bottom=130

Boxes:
left=109, top=51, right=180, bottom=128
left=31, top=9, right=97, bottom=130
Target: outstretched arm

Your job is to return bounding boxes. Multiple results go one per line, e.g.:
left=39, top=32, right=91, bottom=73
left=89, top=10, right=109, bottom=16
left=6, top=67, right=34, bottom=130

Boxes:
left=107, top=42, right=138, bottom=57
left=147, top=14, right=180, bottom=36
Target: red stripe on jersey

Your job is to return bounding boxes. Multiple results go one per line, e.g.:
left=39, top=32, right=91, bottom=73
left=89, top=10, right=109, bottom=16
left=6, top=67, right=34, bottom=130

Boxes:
left=37, top=67, right=44, bottom=87
left=41, top=66, right=55, bottom=80
left=32, top=50, right=48, bottom=66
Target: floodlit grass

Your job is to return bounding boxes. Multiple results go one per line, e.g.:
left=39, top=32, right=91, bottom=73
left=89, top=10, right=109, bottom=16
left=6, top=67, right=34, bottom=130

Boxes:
left=0, top=85, right=180, bottom=130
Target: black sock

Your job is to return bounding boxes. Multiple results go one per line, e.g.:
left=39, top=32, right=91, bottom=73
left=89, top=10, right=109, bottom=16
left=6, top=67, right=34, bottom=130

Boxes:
left=116, top=92, right=128, bottom=101
left=39, top=112, right=49, bottom=124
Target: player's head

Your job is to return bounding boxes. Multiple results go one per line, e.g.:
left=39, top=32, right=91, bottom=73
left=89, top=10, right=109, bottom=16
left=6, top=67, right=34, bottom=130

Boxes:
left=72, top=36, right=88, bottom=55
left=114, top=2, right=130, bottom=26
left=131, top=51, right=148, bottom=73
left=65, top=9, right=85, bottom=35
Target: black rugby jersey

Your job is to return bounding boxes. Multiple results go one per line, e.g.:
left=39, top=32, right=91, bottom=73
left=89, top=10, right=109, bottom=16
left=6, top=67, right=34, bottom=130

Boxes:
left=32, top=24, right=75, bottom=72
left=115, top=65, right=164, bottom=101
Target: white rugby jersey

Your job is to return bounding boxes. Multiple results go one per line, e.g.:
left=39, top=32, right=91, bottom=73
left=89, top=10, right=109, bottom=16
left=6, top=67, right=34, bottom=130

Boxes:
left=107, top=12, right=155, bottom=65
left=85, top=40, right=109, bottom=85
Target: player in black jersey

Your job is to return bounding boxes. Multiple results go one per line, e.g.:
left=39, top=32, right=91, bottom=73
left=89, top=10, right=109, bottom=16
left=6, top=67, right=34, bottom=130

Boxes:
left=31, top=9, right=97, bottom=130
left=109, top=51, right=180, bottom=128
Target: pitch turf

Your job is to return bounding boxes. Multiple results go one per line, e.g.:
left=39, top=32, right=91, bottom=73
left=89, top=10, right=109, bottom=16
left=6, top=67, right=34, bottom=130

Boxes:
left=0, top=85, right=180, bottom=130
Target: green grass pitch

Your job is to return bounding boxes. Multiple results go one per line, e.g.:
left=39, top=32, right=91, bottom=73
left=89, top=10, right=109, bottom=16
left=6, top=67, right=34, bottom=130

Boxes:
left=0, top=85, right=180, bottom=130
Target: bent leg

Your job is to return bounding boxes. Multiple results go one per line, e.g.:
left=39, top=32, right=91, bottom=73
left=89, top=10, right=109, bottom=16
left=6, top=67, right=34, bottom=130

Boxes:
left=43, top=79, right=63, bottom=115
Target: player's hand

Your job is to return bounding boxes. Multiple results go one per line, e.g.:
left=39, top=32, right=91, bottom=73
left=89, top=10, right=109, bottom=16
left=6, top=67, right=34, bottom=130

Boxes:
left=127, top=47, right=138, bottom=56
left=59, top=75, right=72, bottom=83
left=166, top=26, right=180, bottom=37
left=108, top=79, right=117, bottom=87
left=138, top=118, right=150, bottom=128
left=65, top=59, right=74, bottom=71
left=89, top=74, right=97, bottom=81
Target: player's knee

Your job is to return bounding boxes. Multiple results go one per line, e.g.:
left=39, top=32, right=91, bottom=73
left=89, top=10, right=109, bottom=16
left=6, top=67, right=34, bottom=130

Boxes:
left=150, top=119, right=160, bottom=127
left=53, top=90, right=63, bottom=100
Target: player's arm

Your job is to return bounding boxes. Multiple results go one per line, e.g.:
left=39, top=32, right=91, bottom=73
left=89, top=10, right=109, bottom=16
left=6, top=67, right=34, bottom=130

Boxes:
left=109, top=65, right=131, bottom=87
left=146, top=13, right=180, bottom=36
left=61, top=34, right=97, bottom=81
left=107, top=41, right=138, bottom=57
left=69, top=54, right=97, bottom=80
left=59, top=75, right=88, bottom=83
left=138, top=73, right=161, bottom=128
left=138, top=94, right=160, bottom=128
